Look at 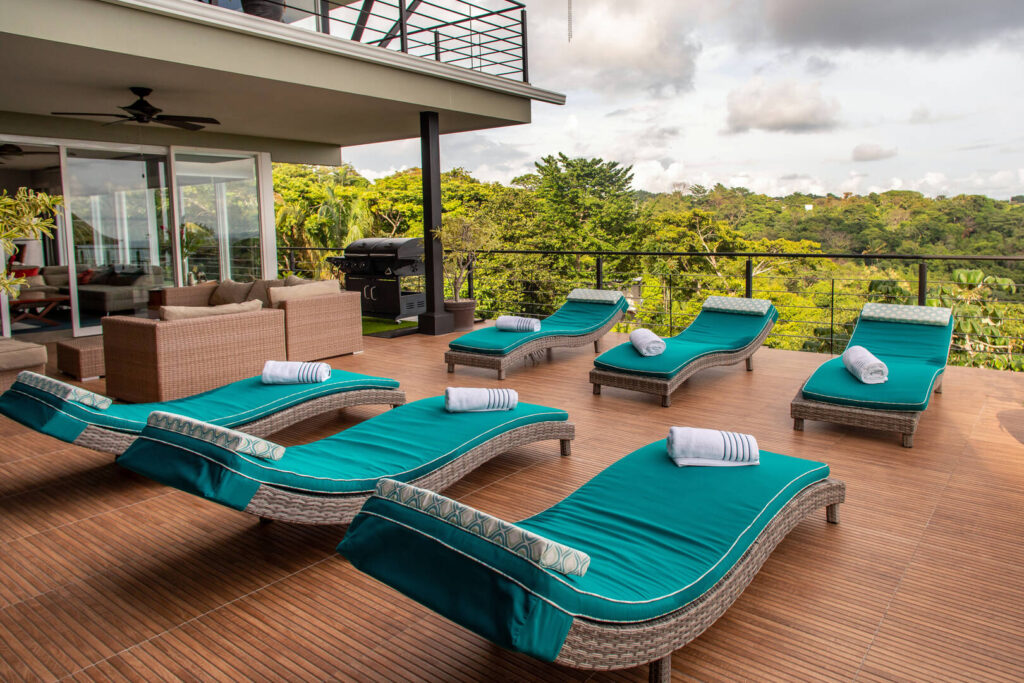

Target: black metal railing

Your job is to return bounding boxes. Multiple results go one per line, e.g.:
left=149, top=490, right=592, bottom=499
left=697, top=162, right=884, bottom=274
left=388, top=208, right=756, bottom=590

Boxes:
left=193, top=0, right=529, bottom=81
left=278, top=245, right=1024, bottom=370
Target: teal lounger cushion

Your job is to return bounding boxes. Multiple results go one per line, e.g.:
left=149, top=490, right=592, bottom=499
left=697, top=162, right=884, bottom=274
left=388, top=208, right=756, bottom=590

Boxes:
left=116, top=397, right=569, bottom=510
left=0, top=370, right=400, bottom=445
left=802, top=316, right=954, bottom=411
left=592, top=306, right=778, bottom=379
left=338, top=442, right=829, bottom=662
left=448, top=297, right=629, bottom=355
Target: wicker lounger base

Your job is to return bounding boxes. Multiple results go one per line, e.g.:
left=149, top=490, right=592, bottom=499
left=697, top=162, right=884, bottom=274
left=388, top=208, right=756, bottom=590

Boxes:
left=244, top=420, right=576, bottom=525
left=445, top=311, right=625, bottom=380
left=75, top=388, right=407, bottom=457
left=589, top=321, right=774, bottom=407
left=555, top=477, right=845, bottom=682
left=791, top=377, right=942, bottom=448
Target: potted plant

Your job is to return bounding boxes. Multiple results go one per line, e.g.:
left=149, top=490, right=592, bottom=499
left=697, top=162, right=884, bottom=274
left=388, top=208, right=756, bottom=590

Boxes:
left=434, top=211, right=496, bottom=331
left=241, top=0, right=285, bottom=21
left=0, top=188, right=62, bottom=297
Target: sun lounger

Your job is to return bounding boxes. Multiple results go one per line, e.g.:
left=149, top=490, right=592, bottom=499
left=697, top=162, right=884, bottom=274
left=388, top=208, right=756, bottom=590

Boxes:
left=445, top=289, right=628, bottom=380
left=590, top=297, right=778, bottom=406
left=116, top=396, right=574, bottom=525
left=0, top=369, right=406, bottom=456
left=338, top=439, right=844, bottom=681
left=791, top=303, right=954, bottom=447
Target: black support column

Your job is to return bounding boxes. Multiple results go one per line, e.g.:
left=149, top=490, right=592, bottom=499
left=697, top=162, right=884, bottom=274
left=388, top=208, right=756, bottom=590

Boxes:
left=417, top=111, right=454, bottom=335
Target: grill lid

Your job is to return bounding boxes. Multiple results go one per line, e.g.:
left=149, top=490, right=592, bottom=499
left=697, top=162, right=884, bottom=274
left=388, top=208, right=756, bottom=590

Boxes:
left=343, top=238, right=423, bottom=259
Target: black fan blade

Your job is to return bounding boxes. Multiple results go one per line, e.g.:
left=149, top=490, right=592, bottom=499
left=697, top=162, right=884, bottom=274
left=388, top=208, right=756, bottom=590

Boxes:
left=102, top=118, right=134, bottom=127
left=51, top=112, right=131, bottom=118
left=155, top=119, right=204, bottom=131
left=155, top=115, right=220, bottom=125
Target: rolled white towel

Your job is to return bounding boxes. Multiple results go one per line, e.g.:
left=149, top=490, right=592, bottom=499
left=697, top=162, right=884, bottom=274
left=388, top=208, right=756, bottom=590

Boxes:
left=842, top=345, right=888, bottom=384
left=667, top=426, right=760, bottom=467
left=261, top=360, right=332, bottom=385
left=629, top=328, right=666, bottom=357
left=445, top=387, right=519, bottom=412
left=495, top=315, right=541, bottom=332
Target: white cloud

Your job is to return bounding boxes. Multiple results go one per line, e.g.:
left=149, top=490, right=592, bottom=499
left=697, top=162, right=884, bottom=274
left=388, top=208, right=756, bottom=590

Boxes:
left=725, top=79, right=840, bottom=133
left=852, top=143, right=898, bottom=162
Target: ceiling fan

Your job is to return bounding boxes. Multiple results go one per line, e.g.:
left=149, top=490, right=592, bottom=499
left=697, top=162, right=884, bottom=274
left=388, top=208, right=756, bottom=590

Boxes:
left=0, top=144, right=57, bottom=165
left=52, top=86, right=220, bottom=131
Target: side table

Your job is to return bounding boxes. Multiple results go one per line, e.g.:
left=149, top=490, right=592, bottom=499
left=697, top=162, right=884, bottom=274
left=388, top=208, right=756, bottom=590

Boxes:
left=56, top=336, right=106, bottom=381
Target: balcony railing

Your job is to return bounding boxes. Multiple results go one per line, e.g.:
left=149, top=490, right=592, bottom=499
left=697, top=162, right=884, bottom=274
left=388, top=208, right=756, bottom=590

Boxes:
left=194, top=0, right=529, bottom=81
left=281, top=246, right=1024, bottom=371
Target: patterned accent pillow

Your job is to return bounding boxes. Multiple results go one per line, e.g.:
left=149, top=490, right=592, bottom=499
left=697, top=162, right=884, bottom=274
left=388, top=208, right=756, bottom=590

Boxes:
left=375, top=479, right=591, bottom=577
left=860, top=303, right=951, bottom=327
left=147, top=411, right=286, bottom=461
left=702, top=296, right=772, bottom=316
left=566, top=288, right=623, bottom=305
left=16, top=371, right=112, bottom=410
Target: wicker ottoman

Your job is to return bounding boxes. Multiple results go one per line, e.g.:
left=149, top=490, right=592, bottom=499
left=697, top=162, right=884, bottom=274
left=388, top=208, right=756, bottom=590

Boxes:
left=0, top=339, right=47, bottom=391
left=56, top=336, right=106, bottom=380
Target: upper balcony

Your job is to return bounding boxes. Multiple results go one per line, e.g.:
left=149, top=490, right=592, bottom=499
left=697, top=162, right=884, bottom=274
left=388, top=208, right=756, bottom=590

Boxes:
left=192, top=0, right=531, bottom=82
left=0, top=0, right=562, bottom=163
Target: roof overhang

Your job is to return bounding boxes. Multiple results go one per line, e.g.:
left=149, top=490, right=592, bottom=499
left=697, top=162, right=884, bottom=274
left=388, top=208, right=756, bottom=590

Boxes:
left=0, top=0, right=565, bottom=163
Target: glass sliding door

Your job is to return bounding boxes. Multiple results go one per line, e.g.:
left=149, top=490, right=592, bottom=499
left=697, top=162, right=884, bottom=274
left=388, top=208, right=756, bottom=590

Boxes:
left=64, top=149, right=174, bottom=332
left=173, top=151, right=261, bottom=284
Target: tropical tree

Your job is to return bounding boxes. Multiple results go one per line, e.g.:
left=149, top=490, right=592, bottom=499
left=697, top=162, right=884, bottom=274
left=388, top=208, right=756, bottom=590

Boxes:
left=0, top=188, right=63, bottom=295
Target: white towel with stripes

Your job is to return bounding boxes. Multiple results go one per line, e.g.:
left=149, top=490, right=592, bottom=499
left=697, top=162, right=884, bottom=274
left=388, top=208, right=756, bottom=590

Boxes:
left=630, top=328, right=666, bottom=357
left=495, top=315, right=541, bottom=332
left=667, top=426, right=760, bottom=467
left=842, top=345, right=888, bottom=384
left=445, top=387, right=519, bottom=412
left=261, top=360, right=332, bottom=385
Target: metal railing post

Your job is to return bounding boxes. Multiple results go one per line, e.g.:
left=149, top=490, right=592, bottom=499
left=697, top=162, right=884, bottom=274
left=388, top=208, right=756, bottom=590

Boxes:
left=830, top=278, right=835, bottom=355
left=318, top=0, right=331, bottom=34
left=520, top=9, right=529, bottom=82
left=595, top=257, right=603, bottom=289
left=744, top=258, right=753, bottom=297
left=667, top=273, right=674, bottom=336
left=398, top=0, right=409, bottom=53
left=434, top=30, right=441, bottom=61
left=467, top=257, right=475, bottom=300
left=287, top=249, right=296, bottom=273
left=918, top=262, right=928, bottom=305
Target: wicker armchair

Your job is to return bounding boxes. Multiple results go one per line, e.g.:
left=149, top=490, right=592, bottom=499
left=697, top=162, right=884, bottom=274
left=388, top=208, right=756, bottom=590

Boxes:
left=101, top=309, right=286, bottom=403
left=154, top=284, right=362, bottom=362
left=279, top=291, right=362, bottom=361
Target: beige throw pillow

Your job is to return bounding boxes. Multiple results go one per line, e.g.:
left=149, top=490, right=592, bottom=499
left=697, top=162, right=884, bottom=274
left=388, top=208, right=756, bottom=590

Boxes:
left=268, top=279, right=341, bottom=307
left=246, top=279, right=286, bottom=308
left=284, top=274, right=309, bottom=286
left=209, top=279, right=255, bottom=305
left=159, top=299, right=262, bottom=321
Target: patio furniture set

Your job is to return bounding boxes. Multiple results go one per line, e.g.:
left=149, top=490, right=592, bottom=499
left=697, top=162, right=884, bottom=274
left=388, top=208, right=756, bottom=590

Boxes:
left=0, top=288, right=954, bottom=681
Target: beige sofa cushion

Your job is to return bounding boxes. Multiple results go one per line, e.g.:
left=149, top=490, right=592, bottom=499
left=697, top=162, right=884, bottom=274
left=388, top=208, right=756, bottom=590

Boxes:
left=284, top=274, right=310, bottom=286
left=159, top=299, right=262, bottom=321
left=0, top=339, right=48, bottom=371
left=246, top=279, right=286, bottom=307
left=268, top=280, right=341, bottom=307
left=210, top=279, right=255, bottom=305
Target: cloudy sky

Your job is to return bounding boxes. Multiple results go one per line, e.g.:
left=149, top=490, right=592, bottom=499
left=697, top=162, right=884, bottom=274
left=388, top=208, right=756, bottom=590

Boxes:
left=342, top=0, right=1024, bottom=198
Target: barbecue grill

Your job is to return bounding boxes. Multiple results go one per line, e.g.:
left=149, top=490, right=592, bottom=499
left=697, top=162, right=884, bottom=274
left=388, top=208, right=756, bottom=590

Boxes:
left=327, top=238, right=425, bottom=320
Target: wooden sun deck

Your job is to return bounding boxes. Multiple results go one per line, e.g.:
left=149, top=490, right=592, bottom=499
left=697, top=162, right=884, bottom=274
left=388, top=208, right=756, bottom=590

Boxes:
left=1, top=329, right=1023, bottom=682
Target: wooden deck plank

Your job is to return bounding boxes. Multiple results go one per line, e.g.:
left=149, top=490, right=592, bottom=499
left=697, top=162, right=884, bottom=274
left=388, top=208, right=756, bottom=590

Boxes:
left=0, top=333, right=1021, bottom=680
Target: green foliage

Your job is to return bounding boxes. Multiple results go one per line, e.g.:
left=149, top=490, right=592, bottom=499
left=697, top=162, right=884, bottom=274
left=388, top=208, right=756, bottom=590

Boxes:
left=271, top=156, right=1023, bottom=371
left=0, top=188, right=63, bottom=295
left=434, top=211, right=497, bottom=302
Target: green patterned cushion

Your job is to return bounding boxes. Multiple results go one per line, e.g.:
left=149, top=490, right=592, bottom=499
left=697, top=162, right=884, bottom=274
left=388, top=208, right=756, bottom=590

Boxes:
left=16, top=371, right=112, bottom=410
left=376, top=478, right=591, bottom=577
left=860, top=303, right=951, bottom=326
left=702, top=296, right=772, bottom=316
left=566, top=288, right=623, bottom=305
left=147, top=411, right=285, bottom=461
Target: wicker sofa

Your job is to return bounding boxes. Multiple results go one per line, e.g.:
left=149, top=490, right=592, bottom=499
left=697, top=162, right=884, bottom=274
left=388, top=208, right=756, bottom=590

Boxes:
left=102, top=308, right=287, bottom=403
left=155, top=278, right=362, bottom=362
